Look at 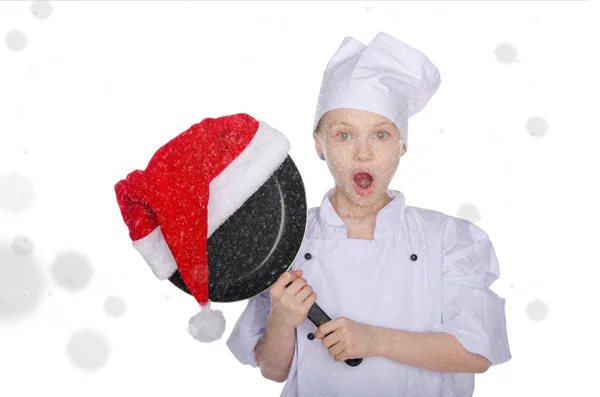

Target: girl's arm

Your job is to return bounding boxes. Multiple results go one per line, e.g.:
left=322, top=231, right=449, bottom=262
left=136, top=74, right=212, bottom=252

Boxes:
left=372, top=327, right=491, bottom=373
left=254, top=314, right=297, bottom=382
left=370, top=217, right=510, bottom=373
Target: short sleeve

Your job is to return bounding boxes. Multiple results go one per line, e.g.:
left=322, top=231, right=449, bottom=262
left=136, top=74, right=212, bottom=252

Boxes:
left=226, top=290, right=272, bottom=368
left=438, top=217, right=512, bottom=366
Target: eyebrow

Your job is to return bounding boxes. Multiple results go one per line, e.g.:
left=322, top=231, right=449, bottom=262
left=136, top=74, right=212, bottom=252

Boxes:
left=372, top=121, right=395, bottom=128
left=328, top=121, right=353, bottom=128
left=328, top=121, right=395, bottom=128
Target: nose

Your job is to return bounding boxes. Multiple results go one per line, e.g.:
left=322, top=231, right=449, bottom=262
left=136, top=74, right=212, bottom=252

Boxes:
left=353, top=139, right=373, bottom=161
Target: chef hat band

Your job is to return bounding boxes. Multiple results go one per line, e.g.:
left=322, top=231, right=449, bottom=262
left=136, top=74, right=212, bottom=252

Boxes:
left=313, top=32, right=441, bottom=149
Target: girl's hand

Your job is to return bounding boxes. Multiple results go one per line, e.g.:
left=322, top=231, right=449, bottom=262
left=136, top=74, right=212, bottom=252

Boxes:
left=314, top=317, right=381, bottom=362
left=269, top=269, right=317, bottom=329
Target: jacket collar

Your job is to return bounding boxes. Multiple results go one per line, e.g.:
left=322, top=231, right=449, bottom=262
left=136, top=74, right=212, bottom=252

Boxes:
left=317, top=188, right=407, bottom=239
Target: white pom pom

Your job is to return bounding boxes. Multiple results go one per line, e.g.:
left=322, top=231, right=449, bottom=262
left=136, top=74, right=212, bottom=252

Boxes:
left=187, top=301, right=226, bottom=343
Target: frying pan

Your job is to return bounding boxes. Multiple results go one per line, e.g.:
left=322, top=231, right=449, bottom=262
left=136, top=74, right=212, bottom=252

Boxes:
left=168, top=155, right=363, bottom=367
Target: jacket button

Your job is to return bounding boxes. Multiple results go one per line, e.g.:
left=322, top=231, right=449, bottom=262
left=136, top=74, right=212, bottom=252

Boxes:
left=304, top=253, right=312, bottom=260
left=410, top=254, right=418, bottom=261
left=307, top=332, right=315, bottom=340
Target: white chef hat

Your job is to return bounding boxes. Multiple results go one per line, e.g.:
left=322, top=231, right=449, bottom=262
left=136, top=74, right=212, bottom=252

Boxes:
left=313, top=31, right=442, bottom=150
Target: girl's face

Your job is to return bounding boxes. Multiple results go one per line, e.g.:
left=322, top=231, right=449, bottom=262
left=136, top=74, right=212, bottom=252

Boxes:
left=314, top=108, right=406, bottom=207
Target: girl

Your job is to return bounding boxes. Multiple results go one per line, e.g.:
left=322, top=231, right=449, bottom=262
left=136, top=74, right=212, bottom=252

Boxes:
left=227, top=32, right=511, bottom=397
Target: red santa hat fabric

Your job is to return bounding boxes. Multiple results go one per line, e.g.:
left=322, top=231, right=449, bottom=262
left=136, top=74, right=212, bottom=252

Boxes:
left=114, top=113, right=290, bottom=342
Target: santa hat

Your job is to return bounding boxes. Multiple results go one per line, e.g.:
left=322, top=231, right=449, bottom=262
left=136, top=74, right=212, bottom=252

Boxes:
left=114, top=113, right=290, bottom=343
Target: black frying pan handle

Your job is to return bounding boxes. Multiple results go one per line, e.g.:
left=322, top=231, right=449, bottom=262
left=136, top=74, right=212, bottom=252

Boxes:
left=285, top=282, right=363, bottom=367
left=307, top=303, right=363, bottom=367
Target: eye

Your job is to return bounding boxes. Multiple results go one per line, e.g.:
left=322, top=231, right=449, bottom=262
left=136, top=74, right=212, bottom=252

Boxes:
left=375, top=131, right=388, bottom=139
left=338, top=131, right=350, bottom=140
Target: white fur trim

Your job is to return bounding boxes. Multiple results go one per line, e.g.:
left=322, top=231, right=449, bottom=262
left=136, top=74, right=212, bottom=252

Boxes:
left=131, top=226, right=178, bottom=280
left=207, top=120, right=290, bottom=237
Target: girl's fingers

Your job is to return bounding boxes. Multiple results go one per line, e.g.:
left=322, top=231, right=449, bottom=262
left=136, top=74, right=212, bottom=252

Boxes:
left=285, top=277, right=307, bottom=296
left=302, top=291, right=318, bottom=309
left=294, top=285, right=313, bottom=302
left=273, top=271, right=299, bottom=293
left=327, top=339, right=345, bottom=356
left=323, top=331, right=341, bottom=349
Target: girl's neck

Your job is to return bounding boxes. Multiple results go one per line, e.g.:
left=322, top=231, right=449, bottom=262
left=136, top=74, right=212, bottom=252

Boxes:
left=330, top=188, right=392, bottom=221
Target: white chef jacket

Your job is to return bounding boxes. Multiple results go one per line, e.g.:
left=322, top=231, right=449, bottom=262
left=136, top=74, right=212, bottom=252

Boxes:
left=226, top=189, right=511, bottom=397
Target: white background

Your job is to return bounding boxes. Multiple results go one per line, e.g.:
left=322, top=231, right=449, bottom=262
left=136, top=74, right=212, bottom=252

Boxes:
left=1, top=1, right=599, bottom=396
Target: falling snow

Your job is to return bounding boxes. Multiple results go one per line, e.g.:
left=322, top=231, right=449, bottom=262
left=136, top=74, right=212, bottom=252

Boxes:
left=65, top=329, right=111, bottom=371
left=526, top=299, right=548, bottom=322
left=12, top=235, right=35, bottom=257
left=50, top=251, right=94, bottom=291
left=526, top=116, right=549, bottom=137
left=104, top=296, right=127, bottom=317
left=4, top=29, right=28, bottom=52
left=457, top=203, right=482, bottom=224
left=494, top=42, right=518, bottom=64
left=30, top=0, right=53, bottom=20
left=0, top=173, right=36, bottom=214
left=0, top=244, right=44, bottom=321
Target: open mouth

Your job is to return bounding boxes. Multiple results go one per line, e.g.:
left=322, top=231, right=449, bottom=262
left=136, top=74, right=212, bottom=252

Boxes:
left=352, top=170, right=375, bottom=196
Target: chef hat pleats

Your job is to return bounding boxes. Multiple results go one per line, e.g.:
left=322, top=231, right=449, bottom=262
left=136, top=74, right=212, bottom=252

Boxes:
left=313, top=31, right=442, bottom=149
left=114, top=113, right=290, bottom=342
